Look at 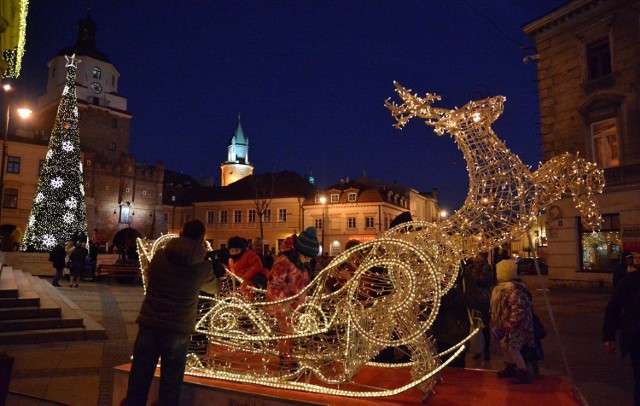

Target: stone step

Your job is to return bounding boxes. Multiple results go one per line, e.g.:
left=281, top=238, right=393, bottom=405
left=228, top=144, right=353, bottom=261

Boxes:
left=0, top=327, right=88, bottom=344
left=0, top=265, right=19, bottom=298
left=0, top=268, right=106, bottom=344
left=0, top=293, right=40, bottom=308
left=0, top=316, right=84, bottom=332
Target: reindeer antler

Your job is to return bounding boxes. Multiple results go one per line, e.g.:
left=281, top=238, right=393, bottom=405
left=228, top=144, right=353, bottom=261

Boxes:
left=384, top=81, right=450, bottom=130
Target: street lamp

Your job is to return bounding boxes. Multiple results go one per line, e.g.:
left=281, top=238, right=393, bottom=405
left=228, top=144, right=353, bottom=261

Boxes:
left=0, top=83, right=32, bottom=226
left=319, top=196, right=326, bottom=255
left=439, top=210, right=448, bottom=222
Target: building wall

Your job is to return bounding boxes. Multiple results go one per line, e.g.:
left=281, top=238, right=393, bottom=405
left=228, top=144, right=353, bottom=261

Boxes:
left=166, top=197, right=304, bottom=253
left=525, top=0, right=640, bottom=287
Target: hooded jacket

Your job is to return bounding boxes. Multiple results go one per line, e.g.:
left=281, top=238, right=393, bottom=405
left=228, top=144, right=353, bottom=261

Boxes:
left=136, top=237, right=215, bottom=334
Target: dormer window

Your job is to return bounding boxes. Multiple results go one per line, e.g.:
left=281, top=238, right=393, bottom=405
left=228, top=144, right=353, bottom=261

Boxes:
left=347, top=192, right=357, bottom=202
left=92, top=66, right=101, bottom=79
left=330, top=193, right=339, bottom=203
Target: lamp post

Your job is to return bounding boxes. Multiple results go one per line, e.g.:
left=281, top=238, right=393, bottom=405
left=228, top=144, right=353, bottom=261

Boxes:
left=319, top=196, right=326, bottom=255
left=0, top=83, right=31, bottom=227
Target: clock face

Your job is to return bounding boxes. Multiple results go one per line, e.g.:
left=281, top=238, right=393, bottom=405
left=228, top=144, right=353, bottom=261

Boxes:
left=91, top=82, right=102, bottom=94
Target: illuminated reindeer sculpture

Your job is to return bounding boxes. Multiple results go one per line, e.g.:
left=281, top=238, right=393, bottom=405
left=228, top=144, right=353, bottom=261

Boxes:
left=136, top=82, right=604, bottom=398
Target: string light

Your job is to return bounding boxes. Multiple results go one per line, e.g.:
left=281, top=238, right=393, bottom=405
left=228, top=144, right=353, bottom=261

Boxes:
left=22, top=54, right=87, bottom=251
left=135, top=82, right=604, bottom=398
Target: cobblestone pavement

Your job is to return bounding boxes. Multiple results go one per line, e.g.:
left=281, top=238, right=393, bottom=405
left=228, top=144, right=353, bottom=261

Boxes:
left=5, top=275, right=636, bottom=405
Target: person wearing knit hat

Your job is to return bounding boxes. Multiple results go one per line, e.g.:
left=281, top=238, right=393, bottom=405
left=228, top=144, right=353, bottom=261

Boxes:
left=490, top=254, right=534, bottom=384
left=293, top=227, right=320, bottom=258
left=266, top=227, right=319, bottom=370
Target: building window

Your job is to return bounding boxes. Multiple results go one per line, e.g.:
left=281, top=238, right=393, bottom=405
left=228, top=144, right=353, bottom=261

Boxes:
left=7, top=156, right=20, bottom=173
left=278, top=208, right=287, bottom=223
left=330, top=194, right=339, bottom=203
left=220, top=210, right=228, bottom=224
left=347, top=217, right=356, bottom=229
left=581, top=213, right=620, bottom=273
left=347, top=192, right=357, bottom=202
left=119, top=205, right=131, bottom=224
left=111, top=118, right=118, bottom=128
left=164, top=212, right=168, bottom=222
left=586, top=38, right=611, bottom=81
left=263, top=208, right=271, bottom=223
left=248, top=209, right=256, bottom=223
left=3, top=188, right=18, bottom=208
left=185, top=214, right=192, bottom=222
left=365, top=216, right=374, bottom=228
left=38, top=160, right=45, bottom=176
left=315, top=218, right=323, bottom=230
left=591, top=118, right=619, bottom=168
left=108, top=142, right=116, bottom=151
left=233, top=210, right=242, bottom=223
left=206, top=210, right=215, bottom=224
left=92, top=66, right=101, bottom=79
left=142, top=190, right=147, bottom=196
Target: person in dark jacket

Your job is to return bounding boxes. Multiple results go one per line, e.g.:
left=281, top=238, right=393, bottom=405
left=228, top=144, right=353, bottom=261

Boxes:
left=463, top=252, right=495, bottom=360
left=49, top=241, right=66, bottom=287
left=613, top=253, right=634, bottom=287
left=126, top=220, right=224, bottom=406
left=68, top=241, right=88, bottom=288
left=603, top=253, right=640, bottom=406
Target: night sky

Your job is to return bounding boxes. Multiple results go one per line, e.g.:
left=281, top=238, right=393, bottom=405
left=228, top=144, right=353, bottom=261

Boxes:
left=15, top=0, right=567, bottom=213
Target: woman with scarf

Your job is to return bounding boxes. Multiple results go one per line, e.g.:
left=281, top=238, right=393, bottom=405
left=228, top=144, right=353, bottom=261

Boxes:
left=227, top=236, right=268, bottom=297
left=490, top=256, right=534, bottom=384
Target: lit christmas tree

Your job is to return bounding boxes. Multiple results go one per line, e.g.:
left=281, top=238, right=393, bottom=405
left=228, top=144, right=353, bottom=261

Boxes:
left=22, top=54, right=87, bottom=251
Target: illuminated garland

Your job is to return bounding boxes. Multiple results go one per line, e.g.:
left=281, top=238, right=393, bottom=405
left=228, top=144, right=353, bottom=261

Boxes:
left=1, top=0, right=29, bottom=78
left=135, top=83, right=604, bottom=397
left=22, top=55, right=87, bottom=251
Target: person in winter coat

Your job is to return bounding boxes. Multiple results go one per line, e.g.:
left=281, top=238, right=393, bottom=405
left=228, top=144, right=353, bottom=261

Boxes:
left=490, top=257, right=534, bottom=384
left=49, top=241, right=67, bottom=287
left=126, top=220, right=224, bottom=406
left=68, top=241, right=88, bottom=288
left=266, top=227, right=319, bottom=369
left=603, top=252, right=640, bottom=406
left=227, top=236, right=268, bottom=295
left=463, top=252, right=495, bottom=360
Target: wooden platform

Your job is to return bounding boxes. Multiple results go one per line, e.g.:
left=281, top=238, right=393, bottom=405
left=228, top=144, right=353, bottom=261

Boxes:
left=112, top=363, right=583, bottom=405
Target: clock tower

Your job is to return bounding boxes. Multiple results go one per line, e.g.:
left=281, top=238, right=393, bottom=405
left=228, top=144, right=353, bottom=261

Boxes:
left=33, top=12, right=131, bottom=163
left=221, top=115, right=254, bottom=186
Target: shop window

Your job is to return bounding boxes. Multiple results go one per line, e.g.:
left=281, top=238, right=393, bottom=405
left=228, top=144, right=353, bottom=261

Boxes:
left=581, top=213, right=621, bottom=273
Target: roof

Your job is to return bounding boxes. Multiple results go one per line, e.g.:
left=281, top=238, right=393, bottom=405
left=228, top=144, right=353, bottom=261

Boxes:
left=57, top=13, right=111, bottom=63
left=163, top=171, right=316, bottom=206
left=304, top=177, right=412, bottom=206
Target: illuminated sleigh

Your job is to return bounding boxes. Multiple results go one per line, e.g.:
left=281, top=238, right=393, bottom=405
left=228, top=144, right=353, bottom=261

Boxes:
left=136, top=83, right=604, bottom=398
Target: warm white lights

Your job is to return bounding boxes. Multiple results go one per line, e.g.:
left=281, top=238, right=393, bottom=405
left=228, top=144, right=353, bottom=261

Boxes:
left=134, top=82, right=604, bottom=398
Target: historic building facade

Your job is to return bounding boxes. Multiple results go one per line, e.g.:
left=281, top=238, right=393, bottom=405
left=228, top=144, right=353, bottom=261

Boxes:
left=303, top=177, right=439, bottom=256
left=524, top=0, right=640, bottom=287
left=4, top=13, right=166, bottom=250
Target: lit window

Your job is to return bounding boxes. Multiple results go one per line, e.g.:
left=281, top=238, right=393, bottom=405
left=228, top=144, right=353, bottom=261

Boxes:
left=347, top=217, right=356, bottom=229
left=348, top=192, right=357, bottom=202
left=3, top=188, right=18, bottom=208
left=92, top=66, right=101, bottom=79
left=581, top=213, right=620, bottom=272
left=278, top=208, right=287, bottom=223
left=234, top=210, right=242, bottom=223
left=591, top=118, right=619, bottom=168
left=330, top=194, right=339, bottom=203
left=220, top=210, right=228, bottom=224
left=7, top=156, right=20, bottom=173
left=248, top=209, right=256, bottom=223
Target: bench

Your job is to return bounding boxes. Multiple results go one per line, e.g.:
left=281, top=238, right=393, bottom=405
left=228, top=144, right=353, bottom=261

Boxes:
left=97, top=264, right=141, bottom=285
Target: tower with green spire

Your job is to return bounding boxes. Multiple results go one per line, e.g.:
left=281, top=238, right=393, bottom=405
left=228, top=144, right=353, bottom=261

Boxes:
left=220, top=115, right=254, bottom=186
left=22, top=54, right=88, bottom=251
